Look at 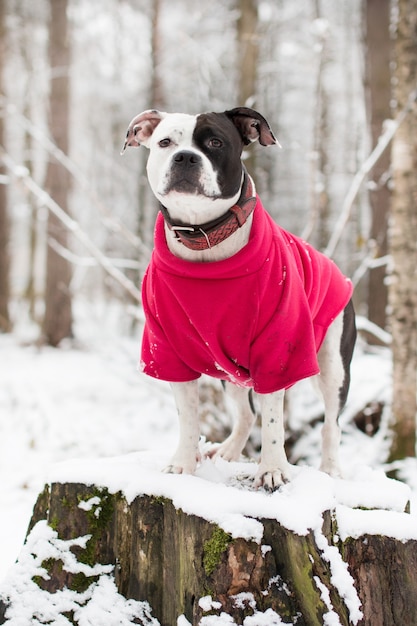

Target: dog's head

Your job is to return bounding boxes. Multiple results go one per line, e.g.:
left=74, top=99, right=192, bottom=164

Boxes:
left=122, top=107, right=277, bottom=220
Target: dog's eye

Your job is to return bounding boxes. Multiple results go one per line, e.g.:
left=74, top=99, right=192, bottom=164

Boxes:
left=159, top=138, right=172, bottom=148
left=208, top=138, right=223, bottom=148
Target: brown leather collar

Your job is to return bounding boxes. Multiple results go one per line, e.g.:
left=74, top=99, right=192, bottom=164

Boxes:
left=159, top=171, right=257, bottom=251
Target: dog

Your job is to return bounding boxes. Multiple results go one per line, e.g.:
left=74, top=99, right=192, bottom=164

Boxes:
left=122, top=107, right=356, bottom=491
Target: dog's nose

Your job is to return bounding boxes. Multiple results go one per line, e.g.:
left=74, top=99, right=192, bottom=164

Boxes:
left=173, top=151, right=202, bottom=167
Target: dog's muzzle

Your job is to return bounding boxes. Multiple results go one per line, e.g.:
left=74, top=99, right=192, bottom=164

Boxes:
left=159, top=170, right=257, bottom=251
left=164, top=151, right=205, bottom=195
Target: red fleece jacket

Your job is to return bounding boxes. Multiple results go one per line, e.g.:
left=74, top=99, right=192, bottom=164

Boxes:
left=140, top=197, right=353, bottom=393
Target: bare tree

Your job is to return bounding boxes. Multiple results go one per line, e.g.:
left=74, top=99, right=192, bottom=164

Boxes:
left=20, top=8, right=44, bottom=321
left=237, top=0, right=258, bottom=106
left=136, top=0, right=164, bottom=251
left=236, top=0, right=259, bottom=176
left=42, top=0, right=73, bottom=346
left=311, top=0, right=331, bottom=250
left=150, top=0, right=165, bottom=112
left=0, top=0, right=11, bottom=333
left=388, top=0, right=417, bottom=461
left=364, top=0, right=391, bottom=334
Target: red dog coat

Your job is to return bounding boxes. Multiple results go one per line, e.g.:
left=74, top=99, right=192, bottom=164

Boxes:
left=140, top=197, right=353, bottom=393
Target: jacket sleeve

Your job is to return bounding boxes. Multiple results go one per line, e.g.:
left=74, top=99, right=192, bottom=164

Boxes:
left=140, top=267, right=201, bottom=383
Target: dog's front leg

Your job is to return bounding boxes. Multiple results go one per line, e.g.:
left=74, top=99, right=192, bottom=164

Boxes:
left=165, top=380, right=201, bottom=475
left=254, top=389, right=291, bottom=491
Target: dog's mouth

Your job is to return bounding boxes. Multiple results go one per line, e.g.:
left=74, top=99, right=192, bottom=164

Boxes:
left=163, top=175, right=212, bottom=197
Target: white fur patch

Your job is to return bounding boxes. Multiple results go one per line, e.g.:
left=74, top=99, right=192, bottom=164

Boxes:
left=145, top=114, right=238, bottom=223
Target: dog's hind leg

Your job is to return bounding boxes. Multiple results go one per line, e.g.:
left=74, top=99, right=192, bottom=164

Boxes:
left=317, top=300, right=356, bottom=476
left=210, top=383, right=256, bottom=461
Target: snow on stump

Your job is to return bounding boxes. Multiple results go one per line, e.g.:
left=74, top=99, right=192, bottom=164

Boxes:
left=0, top=453, right=416, bottom=626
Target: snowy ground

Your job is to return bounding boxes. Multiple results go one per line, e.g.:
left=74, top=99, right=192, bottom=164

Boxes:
left=0, top=302, right=178, bottom=581
left=1, top=302, right=417, bottom=624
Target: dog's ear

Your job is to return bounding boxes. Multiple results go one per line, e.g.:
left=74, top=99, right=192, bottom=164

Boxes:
left=121, top=109, right=166, bottom=153
left=225, top=107, right=279, bottom=147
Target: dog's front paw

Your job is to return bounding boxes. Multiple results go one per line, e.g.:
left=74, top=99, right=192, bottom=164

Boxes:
left=163, top=464, right=184, bottom=475
left=254, top=463, right=291, bottom=492
left=163, top=451, right=200, bottom=476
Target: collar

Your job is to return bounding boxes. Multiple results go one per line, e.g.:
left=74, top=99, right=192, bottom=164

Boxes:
left=159, top=170, right=257, bottom=251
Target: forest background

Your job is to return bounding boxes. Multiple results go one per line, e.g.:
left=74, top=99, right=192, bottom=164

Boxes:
left=1, top=0, right=417, bottom=474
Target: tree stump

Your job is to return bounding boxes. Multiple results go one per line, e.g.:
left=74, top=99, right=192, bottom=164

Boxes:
left=343, top=534, right=417, bottom=625
left=1, top=464, right=416, bottom=625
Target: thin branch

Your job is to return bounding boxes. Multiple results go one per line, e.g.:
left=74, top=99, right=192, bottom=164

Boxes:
left=351, top=253, right=390, bottom=287
left=1, top=147, right=142, bottom=304
left=0, top=95, right=151, bottom=256
left=324, top=87, right=417, bottom=258
left=48, top=237, right=141, bottom=269
left=355, top=315, right=392, bottom=346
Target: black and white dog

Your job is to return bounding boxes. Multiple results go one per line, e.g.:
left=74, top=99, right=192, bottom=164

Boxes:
left=122, top=107, right=356, bottom=490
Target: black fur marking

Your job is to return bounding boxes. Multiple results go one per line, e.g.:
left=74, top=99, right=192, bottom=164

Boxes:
left=193, top=113, right=244, bottom=198
left=338, top=299, right=357, bottom=411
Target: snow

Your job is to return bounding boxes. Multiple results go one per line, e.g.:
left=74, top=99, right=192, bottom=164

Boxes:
left=313, top=528, right=362, bottom=624
left=336, top=506, right=417, bottom=542
left=78, top=496, right=101, bottom=514
left=313, top=576, right=340, bottom=626
left=196, top=609, right=294, bottom=626
left=0, top=311, right=177, bottom=580
left=0, top=520, right=159, bottom=625
left=0, top=311, right=416, bottom=624
left=199, top=597, right=223, bottom=612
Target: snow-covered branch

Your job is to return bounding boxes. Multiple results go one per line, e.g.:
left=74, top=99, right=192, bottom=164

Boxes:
left=324, top=87, right=417, bottom=258
left=355, top=315, right=392, bottom=345
left=0, top=148, right=142, bottom=304
left=351, top=253, right=390, bottom=287
left=48, top=237, right=141, bottom=270
left=0, top=95, right=151, bottom=257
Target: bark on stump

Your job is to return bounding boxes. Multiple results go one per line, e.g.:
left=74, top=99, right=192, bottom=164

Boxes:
left=1, top=481, right=417, bottom=625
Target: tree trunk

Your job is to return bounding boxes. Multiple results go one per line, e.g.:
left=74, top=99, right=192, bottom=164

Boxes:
left=343, top=533, right=417, bottom=625
left=0, top=0, right=11, bottom=333
left=42, top=0, right=73, bottom=346
left=2, top=481, right=417, bottom=626
left=136, top=0, right=164, bottom=252
left=21, top=27, right=42, bottom=322
left=237, top=0, right=259, bottom=177
left=364, top=0, right=391, bottom=335
left=150, top=0, right=165, bottom=112
left=237, top=0, right=258, bottom=107
left=388, top=0, right=417, bottom=461
left=311, top=0, right=331, bottom=251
